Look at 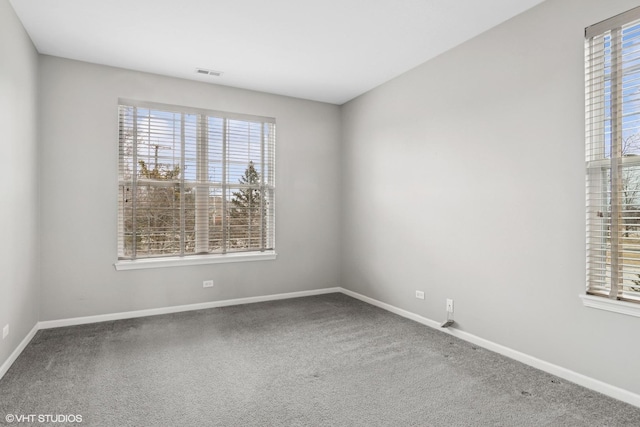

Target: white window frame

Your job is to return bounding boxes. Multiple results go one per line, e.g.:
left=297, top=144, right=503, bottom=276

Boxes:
left=115, top=100, right=276, bottom=270
left=584, top=7, right=640, bottom=316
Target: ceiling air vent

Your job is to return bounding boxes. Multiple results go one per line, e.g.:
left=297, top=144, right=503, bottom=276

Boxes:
left=196, top=68, right=223, bottom=77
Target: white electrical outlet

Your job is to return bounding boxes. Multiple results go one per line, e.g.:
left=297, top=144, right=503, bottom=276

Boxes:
left=2, top=324, right=8, bottom=340
left=446, top=299, right=454, bottom=313
left=415, top=290, right=425, bottom=300
left=203, top=280, right=214, bottom=288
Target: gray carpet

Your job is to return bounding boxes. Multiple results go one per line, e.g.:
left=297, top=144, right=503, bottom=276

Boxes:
left=1, top=293, right=640, bottom=426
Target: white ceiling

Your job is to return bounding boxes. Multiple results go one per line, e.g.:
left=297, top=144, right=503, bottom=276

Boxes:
left=9, top=0, right=545, bottom=105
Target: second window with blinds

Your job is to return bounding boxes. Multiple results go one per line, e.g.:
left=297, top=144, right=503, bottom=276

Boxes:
left=117, top=100, right=276, bottom=267
left=586, top=7, right=640, bottom=304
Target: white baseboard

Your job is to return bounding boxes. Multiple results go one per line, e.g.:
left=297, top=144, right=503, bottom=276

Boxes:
left=39, top=287, right=342, bottom=329
left=2, top=286, right=640, bottom=409
left=0, top=323, right=39, bottom=381
left=341, top=287, right=640, bottom=408
left=340, top=288, right=443, bottom=329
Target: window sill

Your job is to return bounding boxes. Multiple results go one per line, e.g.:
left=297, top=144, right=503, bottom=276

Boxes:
left=580, top=294, right=640, bottom=318
left=114, top=251, right=277, bottom=271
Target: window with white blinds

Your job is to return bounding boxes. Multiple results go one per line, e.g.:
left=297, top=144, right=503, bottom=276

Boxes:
left=117, top=100, right=275, bottom=261
left=586, top=7, right=640, bottom=303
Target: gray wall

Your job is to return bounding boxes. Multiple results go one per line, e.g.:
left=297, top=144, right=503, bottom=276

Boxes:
left=0, top=1, right=39, bottom=364
left=341, top=0, right=640, bottom=395
left=38, top=56, right=341, bottom=321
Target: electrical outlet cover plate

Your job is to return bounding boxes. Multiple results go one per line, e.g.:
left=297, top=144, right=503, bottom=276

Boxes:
left=203, top=280, right=214, bottom=288
left=2, top=325, right=8, bottom=339
left=446, top=299, right=454, bottom=313
left=416, top=290, right=425, bottom=300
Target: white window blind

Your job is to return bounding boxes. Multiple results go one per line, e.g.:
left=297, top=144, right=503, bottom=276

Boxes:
left=118, top=100, right=275, bottom=261
left=586, top=7, right=640, bottom=302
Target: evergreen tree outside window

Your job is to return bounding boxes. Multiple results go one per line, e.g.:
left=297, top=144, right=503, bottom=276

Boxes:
left=230, top=161, right=267, bottom=249
left=117, top=100, right=275, bottom=262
